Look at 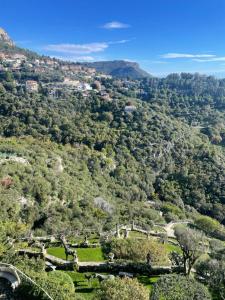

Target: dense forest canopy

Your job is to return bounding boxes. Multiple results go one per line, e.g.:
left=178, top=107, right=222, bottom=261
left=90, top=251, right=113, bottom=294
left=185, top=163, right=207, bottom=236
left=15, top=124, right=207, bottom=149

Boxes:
left=1, top=61, right=225, bottom=232
left=1, top=41, right=225, bottom=233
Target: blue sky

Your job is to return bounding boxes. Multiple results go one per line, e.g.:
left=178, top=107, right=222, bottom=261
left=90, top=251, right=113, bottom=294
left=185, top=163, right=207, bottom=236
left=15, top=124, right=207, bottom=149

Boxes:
left=1, top=0, right=225, bottom=77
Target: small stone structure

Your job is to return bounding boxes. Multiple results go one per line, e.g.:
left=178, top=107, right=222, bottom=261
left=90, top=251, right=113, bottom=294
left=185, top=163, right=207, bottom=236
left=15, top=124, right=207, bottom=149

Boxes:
left=0, top=264, right=21, bottom=290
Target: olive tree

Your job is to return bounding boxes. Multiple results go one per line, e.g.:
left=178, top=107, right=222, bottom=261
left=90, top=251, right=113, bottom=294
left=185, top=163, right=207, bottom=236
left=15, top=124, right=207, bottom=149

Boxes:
left=196, top=258, right=225, bottom=299
left=174, top=225, right=206, bottom=275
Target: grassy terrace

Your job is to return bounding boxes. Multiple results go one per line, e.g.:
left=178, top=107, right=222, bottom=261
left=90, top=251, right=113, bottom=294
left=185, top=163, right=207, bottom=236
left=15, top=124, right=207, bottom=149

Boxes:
left=66, top=271, right=160, bottom=299
left=47, top=243, right=168, bottom=299
left=47, top=240, right=181, bottom=262
left=165, top=243, right=181, bottom=254
left=137, top=275, right=160, bottom=291
left=47, top=247, right=105, bottom=262
left=67, top=271, right=100, bottom=299
left=44, top=237, right=182, bottom=300
left=46, top=238, right=181, bottom=299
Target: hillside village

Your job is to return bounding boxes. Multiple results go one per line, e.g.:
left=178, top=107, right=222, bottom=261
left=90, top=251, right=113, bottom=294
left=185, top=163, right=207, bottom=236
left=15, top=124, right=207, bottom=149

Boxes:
left=0, top=47, right=145, bottom=107
left=0, top=46, right=138, bottom=102
left=0, top=28, right=147, bottom=111
left=0, top=50, right=99, bottom=93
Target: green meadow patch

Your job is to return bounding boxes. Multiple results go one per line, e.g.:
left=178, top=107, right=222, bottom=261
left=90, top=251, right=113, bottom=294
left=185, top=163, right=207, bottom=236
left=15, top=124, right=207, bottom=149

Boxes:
left=47, top=247, right=105, bottom=262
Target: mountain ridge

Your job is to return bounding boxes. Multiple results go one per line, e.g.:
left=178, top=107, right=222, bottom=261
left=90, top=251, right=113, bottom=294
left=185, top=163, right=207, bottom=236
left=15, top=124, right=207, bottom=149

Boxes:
left=0, top=28, right=14, bottom=46
left=83, top=60, right=151, bottom=79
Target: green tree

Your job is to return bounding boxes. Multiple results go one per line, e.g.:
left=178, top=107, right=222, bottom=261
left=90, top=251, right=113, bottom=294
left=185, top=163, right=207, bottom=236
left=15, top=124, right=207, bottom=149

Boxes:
left=196, top=257, right=225, bottom=299
left=174, top=226, right=206, bottom=275
left=195, top=215, right=222, bottom=237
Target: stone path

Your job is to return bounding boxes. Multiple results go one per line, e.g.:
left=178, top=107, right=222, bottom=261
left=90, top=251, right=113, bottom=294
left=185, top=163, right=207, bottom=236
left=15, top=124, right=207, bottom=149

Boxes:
left=164, top=221, right=190, bottom=238
left=45, top=254, right=73, bottom=266
left=46, top=254, right=106, bottom=268
left=78, top=262, right=107, bottom=267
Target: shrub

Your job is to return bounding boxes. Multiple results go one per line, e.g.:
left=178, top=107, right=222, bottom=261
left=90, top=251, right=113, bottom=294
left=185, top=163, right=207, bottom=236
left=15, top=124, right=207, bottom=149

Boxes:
left=16, top=270, right=76, bottom=300
left=109, top=238, right=168, bottom=265
left=150, top=274, right=211, bottom=300
left=195, top=215, right=224, bottom=238
left=97, top=277, right=149, bottom=300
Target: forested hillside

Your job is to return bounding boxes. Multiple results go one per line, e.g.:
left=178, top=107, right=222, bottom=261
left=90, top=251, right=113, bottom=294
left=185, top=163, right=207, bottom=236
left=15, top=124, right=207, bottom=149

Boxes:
left=1, top=27, right=225, bottom=300
left=1, top=67, right=225, bottom=231
left=141, top=74, right=225, bottom=144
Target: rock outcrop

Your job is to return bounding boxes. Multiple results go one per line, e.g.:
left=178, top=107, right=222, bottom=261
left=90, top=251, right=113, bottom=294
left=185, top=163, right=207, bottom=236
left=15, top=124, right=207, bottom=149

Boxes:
left=0, top=28, right=14, bottom=46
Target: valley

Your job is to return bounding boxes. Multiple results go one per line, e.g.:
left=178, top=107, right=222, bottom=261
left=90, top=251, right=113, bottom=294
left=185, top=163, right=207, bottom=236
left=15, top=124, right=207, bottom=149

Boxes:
left=0, top=27, right=225, bottom=299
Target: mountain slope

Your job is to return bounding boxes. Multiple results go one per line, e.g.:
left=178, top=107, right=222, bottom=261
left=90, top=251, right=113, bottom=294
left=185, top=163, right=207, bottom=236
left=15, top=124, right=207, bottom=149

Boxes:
left=1, top=83, right=225, bottom=226
left=84, top=60, right=151, bottom=79
left=1, top=29, right=225, bottom=229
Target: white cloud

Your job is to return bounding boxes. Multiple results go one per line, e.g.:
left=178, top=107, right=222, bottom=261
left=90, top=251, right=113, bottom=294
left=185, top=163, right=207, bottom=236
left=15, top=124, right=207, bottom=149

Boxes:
left=44, top=39, right=131, bottom=57
left=108, top=39, right=131, bottom=44
left=45, top=42, right=108, bottom=54
left=52, top=55, right=95, bottom=62
left=161, top=53, right=215, bottom=59
left=193, top=56, right=225, bottom=62
left=102, top=21, right=130, bottom=29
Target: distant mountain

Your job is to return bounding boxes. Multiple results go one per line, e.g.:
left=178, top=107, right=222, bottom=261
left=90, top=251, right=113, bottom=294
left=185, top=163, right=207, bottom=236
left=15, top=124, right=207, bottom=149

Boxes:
left=0, top=28, right=14, bottom=46
left=84, top=60, right=151, bottom=79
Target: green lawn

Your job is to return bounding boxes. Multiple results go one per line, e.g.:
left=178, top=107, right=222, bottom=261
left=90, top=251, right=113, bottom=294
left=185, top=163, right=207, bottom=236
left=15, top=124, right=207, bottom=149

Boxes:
left=66, top=272, right=99, bottom=300
left=47, top=247, right=105, bottom=262
left=67, top=271, right=100, bottom=300
left=165, top=243, right=181, bottom=254
left=67, top=271, right=159, bottom=299
left=77, top=248, right=105, bottom=262
left=47, top=247, right=73, bottom=260
left=137, top=275, right=160, bottom=291
left=47, top=245, right=162, bottom=299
